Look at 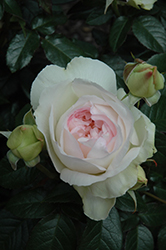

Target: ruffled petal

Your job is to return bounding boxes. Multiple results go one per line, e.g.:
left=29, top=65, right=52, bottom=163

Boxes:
left=31, top=57, right=117, bottom=110
left=89, top=163, right=138, bottom=199
left=74, top=185, right=116, bottom=221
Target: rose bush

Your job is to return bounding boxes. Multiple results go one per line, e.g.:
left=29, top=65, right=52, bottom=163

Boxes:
left=30, top=57, right=156, bottom=220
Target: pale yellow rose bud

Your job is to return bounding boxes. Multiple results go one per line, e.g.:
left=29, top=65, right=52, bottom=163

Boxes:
left=7, top=125, right=45, bottom=162
left=130, top=165, right=148, bottom=191
left=123, top=60, right=164, bottom=98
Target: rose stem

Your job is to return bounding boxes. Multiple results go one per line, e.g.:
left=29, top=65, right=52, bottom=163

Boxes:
left=36, top=163, right=59, bottom=180
left=143, top=191, right=166, bottom=204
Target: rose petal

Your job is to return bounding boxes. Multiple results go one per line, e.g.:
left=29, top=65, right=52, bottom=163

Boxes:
left=90, top=163, right=138, bottom=199
left=74, top=185, right=116, bottom=221
left=31, top=57, right=117, bottom=110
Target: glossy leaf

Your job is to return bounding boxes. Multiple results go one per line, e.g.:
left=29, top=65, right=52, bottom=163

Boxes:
left=26, top=213, right=77, bottom=250
left=141, top=95, right=166, bottom=132
left=6, top=31, right=40, bottom=73
left=6, top=188, right=55, bottom=218
left=32, top=14, right=67, bottom=35
left=109, top=16, right=131, bottom=52
left=78, top=207, right=123, bottom=250
left=153, top=182, right=166, bottom=200
left=158, top=225, right=166, bottom=250
left=4, top=0, right=22, bottom=17
left=86, top=8, right=112, bottom=26
left=0, top=157, right=40, bottom=189
left=139, top=203, right=166, bottom=227
left=132, top=16, right=166, bottom=53
left=0, top=209, right=36, bottom=250
left=147, top=53, right=166, bottom=73
left=41, top=34, right=85, bottom=67
left=125, top=225, right=154, bottom=250
left=45, top=182, right=82, bottom=204
left=115, top=192, right=136, bottom=212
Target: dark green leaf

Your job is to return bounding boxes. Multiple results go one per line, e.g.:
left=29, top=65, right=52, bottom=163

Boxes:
left=45, top=182, right=82, bottom=204
left=37, top=0, right=52, bottom=13
left=0, top=157, right=39, bottom=189
left=21, top=0, right=42, bottom=24
left=0, top=209, right=36, bottom=250
left=132, top=16, right=166, bottom=53
left=32, top=14, right=67, bottom=35
left=153, top=182, right=166, bottom=200
left=158, top=225, right=166, bottom=250
left=147, top=53, right=166, bottom=73
left=41, top=34, right=85, bottom=67
left=73, top=39, right=98, bottom=58
left=139, top=203, right=166, bottom=227
left=26, top=213, right=77, bottom=250
left=102, top=54, right=128, bottom=91
left=6, top=188, right=55, bottom=218
left=121, top=213, right=140, bottom=232
left=109, top=16, right=131, bottom=52
left=86, top=8, right=112, bottom=26
left=78, top=207, right=123, bottom=250
left=141, top=96, right=166, bottom=132
left=125, top=225, right=154, bottom=250
left=7, top=31, right=40, bottom=73
left=0, top=2, right=4, bottom=20
left=4, top=0, right=22, bottom=17
left=116, top=192, right=135, bottom=212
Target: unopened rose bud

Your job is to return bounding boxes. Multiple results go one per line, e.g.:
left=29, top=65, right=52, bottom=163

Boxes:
left=7, top=125, right=45, bottom=162
left=130, top=165, right=147, bottom=191
left=123, top=60, right=164, bottom=98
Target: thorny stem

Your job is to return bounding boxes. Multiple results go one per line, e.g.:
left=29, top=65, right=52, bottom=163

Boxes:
left=143, top=191, right=166, bottom=205
left=36, top=163, right=58, bottom=180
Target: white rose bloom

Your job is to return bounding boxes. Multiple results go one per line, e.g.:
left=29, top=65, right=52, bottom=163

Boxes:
left=30, top=57, right=156, bottom=221
left=127, top=0, right=157, bottom=10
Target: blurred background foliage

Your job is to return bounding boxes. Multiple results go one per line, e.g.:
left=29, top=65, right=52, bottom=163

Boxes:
left=0, top=0, right=166, bottom=249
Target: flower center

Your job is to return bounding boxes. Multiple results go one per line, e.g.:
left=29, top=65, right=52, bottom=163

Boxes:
left=67, top=106, right=117, bottom=158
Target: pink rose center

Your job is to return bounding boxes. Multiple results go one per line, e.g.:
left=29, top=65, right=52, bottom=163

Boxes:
left=67, top=106, right=117, bottom=158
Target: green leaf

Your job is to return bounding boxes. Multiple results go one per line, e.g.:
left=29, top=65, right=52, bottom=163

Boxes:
left=6, top=31, right=40, bottom=73
left=4, top=0, right=22, bottom=17
left=147, top=53, right=166, bottom=73
left=6, top=188, right=55, bottom=218
left=109, top=16, right=131, bottom=52
left=115, top=192, right=136, bottom=212
left=41, top=34, right=85, bottom=67
left=45, top=182, right=82, bottom=204
left=139, top=203, right=166, bottom=227
left=37, top=0, right=52, bottom=13
left=86, top=8, right=112, bottom=26
left=141, top=95, right=166, bottom=132
left=153, top=182, right=166, bottom=200
left=158, top=225, right=166, bottom=250
left=132, top=16, right=166, bottom=53
left=26, top=213, right=77, bottom=250
left=78, top=207, right=123, bottom=250
left=32, top=14, right=67, bottom=35
left=73, top=39, right=98, bottom=58
left=0, top=2, right=4, bottom=20
left=0, top=157, right=40, bottom=189
left=125, top=225, right=154, bottom=250
left=0, top=209, right=36, bottom=250
left=121, top=213, right=140, bottom=232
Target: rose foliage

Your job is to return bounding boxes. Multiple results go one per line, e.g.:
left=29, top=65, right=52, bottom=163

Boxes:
left=0, top=0, right=166, bottom=250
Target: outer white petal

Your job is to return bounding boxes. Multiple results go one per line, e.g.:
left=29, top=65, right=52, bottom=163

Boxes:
left=89, top=163, right=138, bottom=199
left=31, top=57, right=117, bottom=110
left=74, top=185, right=116, bottom=221
left=104, top=0, right=114, bottom=14
left=34, top=81, right=78, bottom=172
left=67, top=57, right=117, bottom=95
